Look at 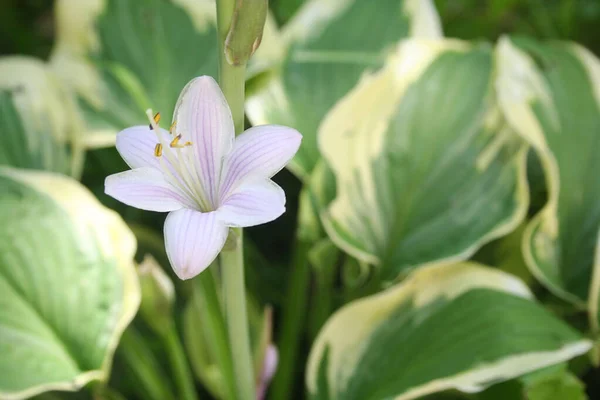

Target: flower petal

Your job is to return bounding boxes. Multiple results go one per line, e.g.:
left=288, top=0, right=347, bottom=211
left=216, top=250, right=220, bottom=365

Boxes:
left=164, top=209, right=228, bottom=280
left=116, top=125, right=173, bottom=169
left=217, top=180, right=286, bottom=227
left=105, top=167, right=191, bottom=211
left=173, top=76, right=234, bottom=206
left=219, top=125, right=301, bottom=199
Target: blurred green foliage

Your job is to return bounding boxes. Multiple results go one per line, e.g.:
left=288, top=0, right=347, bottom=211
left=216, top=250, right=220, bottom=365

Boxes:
left=4, top=1, right=599, bottom=59
left=2, top=1, right=600, bottom=399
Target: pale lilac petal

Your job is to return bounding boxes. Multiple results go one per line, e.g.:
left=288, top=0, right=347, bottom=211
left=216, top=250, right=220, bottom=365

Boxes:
left=116, top=125, right=173, bottom=169
left=164, top=209, right=228, bottom=280
left=105, top=167, right=190, bottom=212
left=217, top=180, right=285, bottom=228
left=173, top=76, right=234, bottom=206
left=256, top=345, right=279, bottom=400
left=219, top=125, right=301, bottom=199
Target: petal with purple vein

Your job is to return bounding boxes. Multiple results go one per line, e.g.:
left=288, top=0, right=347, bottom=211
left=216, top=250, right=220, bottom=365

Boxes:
left=164, top=209, right=229, bottom=279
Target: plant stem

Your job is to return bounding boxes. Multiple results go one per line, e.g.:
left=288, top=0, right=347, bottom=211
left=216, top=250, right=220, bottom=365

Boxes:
left=217, top=0, right=246, bottom=134
left=269, top=236, right=312, bottom=400
left=118, top=328, right=174, bottom=400
left=196, top=270, right=237, bottom=400
left=219, top=236, right=255, bottom=400
left=216, top=1, right=255, bottom=399
left=164, top=323, right=199, bottom=400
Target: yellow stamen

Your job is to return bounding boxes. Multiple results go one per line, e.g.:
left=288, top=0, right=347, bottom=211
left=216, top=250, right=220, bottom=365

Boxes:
left=169, top=134, right=193, bottom=148
left=170, top=134, right=181, bottom=147
left=154, top=143, right=163, bottom=157
left=147, top=110, right=161, bottom=130
left=169, top=120, right=177, bottom=134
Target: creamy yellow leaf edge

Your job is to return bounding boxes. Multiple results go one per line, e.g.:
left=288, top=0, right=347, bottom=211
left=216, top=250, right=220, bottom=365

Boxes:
left=306, top=262, right=592, bottom=399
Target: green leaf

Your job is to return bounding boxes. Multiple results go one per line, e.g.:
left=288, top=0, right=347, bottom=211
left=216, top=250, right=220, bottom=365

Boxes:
left=116, top=327, right=174, bottom=400
left=306, top=262, right=591, bottom=400
left=50, top=0, right=218, bottom=148
left=0, top=56, right=85, bottom=177
left=246, top=0, right=442, bottom=179
left=0, top=167, right=140, bottom=399
left=319, top=40, right=529, bottom=280
left=472, top=222, right=534, bottom=285
left=495, top=37, right=600, bottom=312
left=525, top=369, right=587, bottom=400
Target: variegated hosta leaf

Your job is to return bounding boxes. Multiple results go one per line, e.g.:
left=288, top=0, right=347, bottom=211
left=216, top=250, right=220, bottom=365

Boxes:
left=306, top=262, right=591, bottom=400
left=0, top=56, right=84, bottom=177
left=50, top=0, right=218, bottom=148
left=246, top=0, right=442, bottom=179
left=319, top=40, right=529, bottom=280
left=495, top=37, right=600, bottom=313
left=0, top=168, right=140, bottom=399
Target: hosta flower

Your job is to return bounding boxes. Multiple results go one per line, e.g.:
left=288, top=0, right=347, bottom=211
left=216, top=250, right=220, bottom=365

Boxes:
left=105, top=76, right=301, bottom=279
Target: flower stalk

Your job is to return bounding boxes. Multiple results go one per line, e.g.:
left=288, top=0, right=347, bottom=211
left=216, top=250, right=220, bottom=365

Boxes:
left=103, top=1, right=298, bottom=398
left=163, top=323, right=200, bottom=400
left=217, top=0, right=257, bottom=399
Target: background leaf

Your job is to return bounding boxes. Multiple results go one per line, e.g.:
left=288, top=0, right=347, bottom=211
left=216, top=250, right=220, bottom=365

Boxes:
left=496, top=37, right=600, bottom=308
left=51, top=0, right=218, bottom=148
left=246, top=0, right=442, bottom=179
left=0, top=56, right=84, bottom=177
left=0, top=168, right=139, bottom=399
left=319, top=40, right=529, bottom=280
left=306, top=262, right=591, bottom=400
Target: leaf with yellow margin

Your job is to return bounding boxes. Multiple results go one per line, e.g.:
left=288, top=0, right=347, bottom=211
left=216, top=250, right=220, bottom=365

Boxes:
left=0, top=56, right=84, bottom=177
left=319, top=39, right=529, bottom=280
left=50, top=0, right=218, bottom=148
left=495, top=37, right=600, bottom=312
left=0, top=167, right=140, bottom=399
left=306, top=262, right=591, bottom=400
left=246, top=0, right=442, bottom=179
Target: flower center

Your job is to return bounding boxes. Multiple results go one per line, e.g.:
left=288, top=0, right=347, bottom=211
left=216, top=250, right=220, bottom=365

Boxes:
left=145, top=109, right=213, bottom=212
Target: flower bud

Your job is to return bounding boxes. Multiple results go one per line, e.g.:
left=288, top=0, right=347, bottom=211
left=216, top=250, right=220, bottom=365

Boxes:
left=224, top=0, right=268, bottom=65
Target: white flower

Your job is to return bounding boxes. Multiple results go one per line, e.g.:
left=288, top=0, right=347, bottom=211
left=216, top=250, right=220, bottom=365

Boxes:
left=105, top=76, right=301, bottom=279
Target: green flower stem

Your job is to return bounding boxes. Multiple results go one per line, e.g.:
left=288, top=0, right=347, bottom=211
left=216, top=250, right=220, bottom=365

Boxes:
left=269, top=236, right=313, bottom=400
left=196, top=269, right=237, bottom=400
left=118, top=328, right=174, bottom=400
left=219, top=235, right=255, bottom=400
left=164, top=323, right=199, bottom=400
left=216, top=1, right=256, bottom=399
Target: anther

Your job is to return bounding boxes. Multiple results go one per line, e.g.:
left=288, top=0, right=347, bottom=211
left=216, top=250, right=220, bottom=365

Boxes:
left=170, top=134, right=182, bottom=147
left=169, top=134, right=192, bottom=148
left=169, top=121, right=177, bottom=134
left=148, top=112, right=161, bottom=130
left=154, top=143, right=163, bottom=157
left=146, top=109, right=161, bottom=131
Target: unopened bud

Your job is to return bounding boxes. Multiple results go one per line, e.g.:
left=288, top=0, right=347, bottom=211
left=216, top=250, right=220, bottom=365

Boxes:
left=224, top=0, right=268, bottom=66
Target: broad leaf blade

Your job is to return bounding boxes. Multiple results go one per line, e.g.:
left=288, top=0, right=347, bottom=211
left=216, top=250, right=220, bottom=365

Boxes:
left=319, top=40, right=528, bottom=279
left=51, top=0, right=218, bottom=148
left=496, top=37, right=600, bottom=308
left=0, top=168, right=140, bottom=399
left=0, top=57, right=84, bottom=177
left=306, top=263, right=591, bottom=400
left=246, top=0, right=441, bottom=179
